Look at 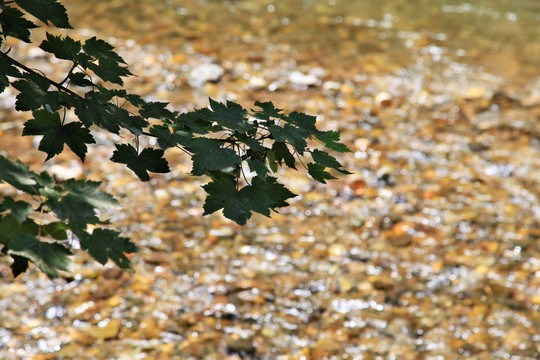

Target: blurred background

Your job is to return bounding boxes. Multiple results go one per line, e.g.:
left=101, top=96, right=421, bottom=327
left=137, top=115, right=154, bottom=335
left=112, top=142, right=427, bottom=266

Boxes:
left=1, top=0, right=539, bottom=359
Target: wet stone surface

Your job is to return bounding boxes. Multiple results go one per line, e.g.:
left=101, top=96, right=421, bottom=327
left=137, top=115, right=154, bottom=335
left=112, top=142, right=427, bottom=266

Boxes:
left=1, top=0, right=540, bottom=359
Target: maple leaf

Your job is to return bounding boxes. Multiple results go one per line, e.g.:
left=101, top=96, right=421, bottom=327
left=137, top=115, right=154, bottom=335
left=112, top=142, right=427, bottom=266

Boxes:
left=316, top=130, right=352, bottom=153
left=190, top=138, right=241, bottom=176
left=82, top=229, right=138, bottom=268
left=307, top=163, right=337, bottom=183
left=203, top=175, right=296, bottom=225
left=150, top=124, right=193, bottom=149
left=0, top=6, right=37, bottom=43
left=39, top=33, right=81, bottom=61
left=0, top=155, right=40, bottom=195
left=111, top=144, right=170, bottom=181
left=44, top=179, right=119, bottom=236
left=7, top=233, right=71, bottom=279
left=12, top=74, right=60, bottom=112
left=14, top=0, right=71, bottom=28
left=268, top=123, right=308, bottom=153
left=23, top=110, right=95, bottom=161
left=0, top=55, right=23, bottom=94
left=207, top=98, right=252, bottom=132
left=140, top=101, right=176, bottom=121
left=0, top=197, right=33, bottom=224
left=268, top=141, right=296, bottom=170
left=311, top=149, right=351, bottom=174
left=247, top=158, right=269, bottom=180
left=82, top=37, right=131, bottom=84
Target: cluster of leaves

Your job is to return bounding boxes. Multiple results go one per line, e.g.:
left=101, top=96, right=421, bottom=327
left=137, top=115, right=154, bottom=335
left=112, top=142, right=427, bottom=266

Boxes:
left=0, top=0, right=350, bottom=278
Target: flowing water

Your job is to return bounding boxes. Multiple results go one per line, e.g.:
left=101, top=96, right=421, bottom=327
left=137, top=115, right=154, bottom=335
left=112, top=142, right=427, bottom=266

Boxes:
left=1, top=0, right=540, bottom=359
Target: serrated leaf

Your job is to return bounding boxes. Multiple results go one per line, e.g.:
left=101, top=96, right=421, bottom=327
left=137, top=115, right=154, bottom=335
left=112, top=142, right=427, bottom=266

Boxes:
left=202, top=175, right=296, bottom=225
left=111, top=144, right=170, bottom=181
left=41, top=222, right=68, bottom=240
left=75, top=91, right=122, bottom=133
left=62, top=179, right=120, bottom=210
left=22, top=110, right=95, bottom=161
left=269, top=141, right=296, bottom=169
left=149, top=124, right=192, bottom=149
left=284, top=111, right=322, bottom=136
left=81, top=228, right=137, bottom=268
left=7, top=233, right=71, bottom=279
left=202, top=175, right=252, bottom=225
left=46, top=179, right=119, bottom=236
left=0, top=155, right=40, bottom=194
left=252, top=100, right=284, bottom=120
left=67, top=72, right=94, bottom=87
left=316, top=130, right=352, bottom=153
left=39, top=33, right=81, bottom=61
left=0, top=6, right=37, bottom=42
left=82, top=37, right=130, bottom=84
left=0, top=196, right=33, bottom=224
left=311, top=149, right=351, bottom=174
left=190, top=138, right=241, bottom=176
left=140, top=102, right=175, bottom=121
left=86, top=59, right=131, bottom=85
left=207, top=98, right=252, bottom=132
left=307, top=163, right=337, bottom=184
left=268, top=124, right=308, bottom=153
left=174, top=108, right=215, bottom=134
left=0, top=55, right=23, bottom=94
left=247, top=158, right=269, bottom=180
left=12, top=74, right=60, bottom=112
left=15, top=0, right=71, bottom=28
left=119, top=115, right=148, bottom=136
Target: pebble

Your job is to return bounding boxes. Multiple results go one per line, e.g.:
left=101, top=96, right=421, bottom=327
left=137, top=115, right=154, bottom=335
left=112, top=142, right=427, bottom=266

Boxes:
left=187, top=63, right=224, bottom=88
left=288, top=70, right=320, bottom=87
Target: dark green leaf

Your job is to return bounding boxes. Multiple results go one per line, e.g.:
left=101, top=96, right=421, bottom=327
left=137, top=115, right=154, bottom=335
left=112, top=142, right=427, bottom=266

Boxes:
left=174, top=108, right=215, bottom=134
left=0, top=6, right=37, bottom=42
left=7, top=233, right=71, bottom=279
left=0, top=55, right=23, bottom=93
left=82, top=228, right=137, bottom=268
left=120, top=115, right=148, bottom=136
left=268, top=124, right=308, bottom=153
left=247, top=158, right=269, bottom=180
left=68, top=72, right=94, bottom=87
left=307, top=163, right=337, bottom=184
left=111, top=144, right=170, bottom=181
left=202, top=175, right=253, bottom=225
left=140, top=102, right=175, bottom=121
left=311, top=149, right=351, bottom=174
left=82, top=37, right=130, bottom=84
left=268, top=141, right=296, bottom=170
left=207, top=98, right=252, bottom=132
left=190, top=138, right=241, bottom=176
left=22, top=110, right=95, bottom=161
left=46, top=179, right=119, bottom=236
left=252, top=100, right=284, bottom=121
left=150, top=124, right=192, bottom=149
left=39, top=33, right=81, bottom=61
left=83, top=37, right=126, bottom=64
left=15, top=0, right=71, bottom=28
left=316, top=130, right=352, bottom=153
left=284, top=111, right=321, bottom=136
left=86, top=59, right=131, bottom=85
left=0, top=155, right=40, bottom=194
left=41, top=222, right=68, bottom=240
left=0, top=196, right=33, bottom=223
left=12, top=74, right=60, bottom=112
left=75, top=91, right=122, bottom=133
left=202, top=176, right=296, bottom=225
